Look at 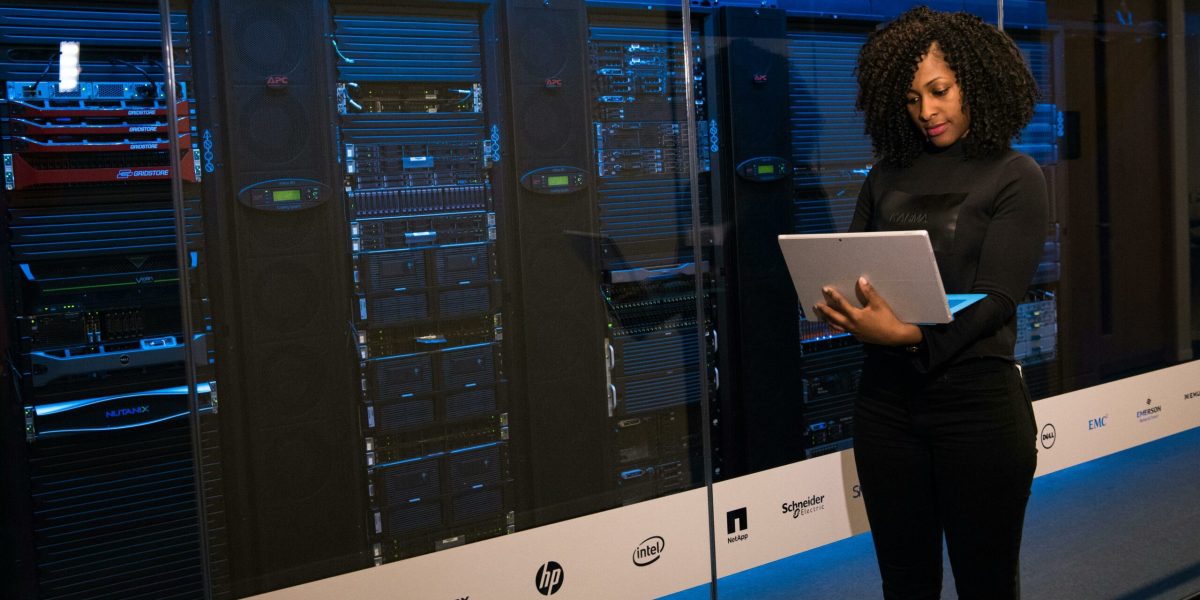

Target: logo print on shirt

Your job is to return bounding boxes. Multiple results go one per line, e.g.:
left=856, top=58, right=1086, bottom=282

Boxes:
left=874, top=191, right=968, bottom=254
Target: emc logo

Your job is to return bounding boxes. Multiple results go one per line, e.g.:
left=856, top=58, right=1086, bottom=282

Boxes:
left=1088, top=415, right=1108, bottom=430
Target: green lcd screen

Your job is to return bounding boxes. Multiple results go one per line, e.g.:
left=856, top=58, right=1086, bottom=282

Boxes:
left=273, top=189, right=301, bottom=202
left=547, top=175, right=570, bottom=187
left=756, top=164, right=775, bottom=175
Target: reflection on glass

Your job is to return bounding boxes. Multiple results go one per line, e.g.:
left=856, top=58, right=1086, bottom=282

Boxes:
left=165, top=0, right=712, bottom=595
left=0, top=4, right=211, bottom=600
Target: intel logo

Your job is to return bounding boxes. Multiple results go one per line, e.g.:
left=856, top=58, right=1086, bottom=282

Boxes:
left=632, top=536, right=665, bottom=567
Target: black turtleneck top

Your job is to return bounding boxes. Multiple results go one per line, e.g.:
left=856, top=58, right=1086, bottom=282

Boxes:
left=849, top=141, right=1048, bottom=373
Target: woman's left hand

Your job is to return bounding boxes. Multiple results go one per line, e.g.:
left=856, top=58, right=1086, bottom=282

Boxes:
left=813, top=277, right=923, bottom=347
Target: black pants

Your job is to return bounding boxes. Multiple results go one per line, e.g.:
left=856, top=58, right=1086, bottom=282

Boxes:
left=854, top=356, right=1038, bottom=600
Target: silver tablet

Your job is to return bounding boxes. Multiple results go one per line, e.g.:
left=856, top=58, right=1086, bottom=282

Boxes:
left=778, top=230, right=982, bottom=325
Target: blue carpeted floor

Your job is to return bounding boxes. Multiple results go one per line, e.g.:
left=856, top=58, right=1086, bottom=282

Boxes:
left=663, top=426, right=1200, bottom=599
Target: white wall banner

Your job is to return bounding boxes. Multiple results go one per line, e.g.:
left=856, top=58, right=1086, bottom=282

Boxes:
left=1031, top=359, right=1200, bottom=477
left=251, top=487, right=712, bottom=600
left=255, top=361, right=1200, bottom=599
left=710, top=449, right=869, bottom=579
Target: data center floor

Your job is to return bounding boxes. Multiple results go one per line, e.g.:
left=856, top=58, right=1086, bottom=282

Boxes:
left=666, top=426, right=1200, bottom=600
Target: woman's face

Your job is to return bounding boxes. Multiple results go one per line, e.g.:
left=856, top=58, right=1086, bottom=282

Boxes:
left=906, top=43, right=970, bottom=148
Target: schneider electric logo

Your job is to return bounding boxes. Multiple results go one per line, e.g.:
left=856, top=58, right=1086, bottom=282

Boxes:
left=726, top=507, right=748, bottom=544
left=782, top=494, right=826, bottom=519
left=1040, top=423, right=1056, bottom=449
left=534, top=561, right=564, bottom=596
left=1088, top=415, right=1108, bottom=430
left=1137, top=398, right=1162, bottom=423
left=632, top=536, right=665, bottom=567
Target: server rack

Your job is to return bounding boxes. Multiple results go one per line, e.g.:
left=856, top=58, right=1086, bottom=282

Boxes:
left=584, top=12, right=712, bottom=502
left=332, top=2, right=514, bottom=563
left=0, top=3, right=217, bottom=599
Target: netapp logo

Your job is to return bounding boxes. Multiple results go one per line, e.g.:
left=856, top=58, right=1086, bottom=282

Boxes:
left=534, top=561, right=563, bottom=596
left=632, top=536, right=665, bottom=567
left=1040, top=423, right=1056, bottom=449
left=782, top=494, right=826, bottom=519
left=1137, top=398, right=1162, bottom=422
left=104, top=405, right=149, bottom=419
left=1088, top=415, right=1108, bottom=430
left=726, top=508, right=748, bottom=543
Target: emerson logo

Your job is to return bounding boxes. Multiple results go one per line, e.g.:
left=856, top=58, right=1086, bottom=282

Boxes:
left=632, top=536, right=665, bottom=567
left=534, top=561, right=564, bottom=596
left=782, top=494, right=826, bottom=519
left=1040, top=423, right=1056, bottom=449
left=1088, top=415, right=1108, bottom=430
left=1137, top=398, right=1162, bottom=423
left=726, top=507, right=748, bottom=544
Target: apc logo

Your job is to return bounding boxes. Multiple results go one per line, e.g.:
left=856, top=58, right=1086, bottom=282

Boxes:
left=632, top=536, right=665, bottom=567
left=534, top=561, right=564, bottom=596
left=1040, top=423, right=1056, bottom=449
left=726, top=508, right=749, bottom=544
left=1088, top=415, right=1108, bottom=430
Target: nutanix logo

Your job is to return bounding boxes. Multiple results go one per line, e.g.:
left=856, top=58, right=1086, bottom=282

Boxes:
left=726, top=507, right=748, bottom=544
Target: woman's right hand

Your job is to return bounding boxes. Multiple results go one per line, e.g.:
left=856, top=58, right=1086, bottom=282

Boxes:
left=813, top=277, right=924, bottom=347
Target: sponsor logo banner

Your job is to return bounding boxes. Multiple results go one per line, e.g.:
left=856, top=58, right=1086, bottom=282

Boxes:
left=248, top=488, right=711, bottom=600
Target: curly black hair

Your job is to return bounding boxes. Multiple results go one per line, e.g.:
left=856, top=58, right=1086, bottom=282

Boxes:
left=856, top=7, right=1039, bottom=166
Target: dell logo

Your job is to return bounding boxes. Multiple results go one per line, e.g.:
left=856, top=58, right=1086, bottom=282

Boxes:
left=534, top=561, right=564, bottom=596
left=633, top=536, right=665, bottom=567
left=1088, top=415, right=1108, bottom=430
left=1040, top=423, right=1056, bottom=448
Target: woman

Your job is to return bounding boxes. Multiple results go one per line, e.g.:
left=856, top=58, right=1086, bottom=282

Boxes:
left=814, top=7, right=1047, bottom=600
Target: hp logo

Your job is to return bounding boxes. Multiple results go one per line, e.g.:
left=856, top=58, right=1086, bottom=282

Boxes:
left=535, top=561, right=564, bottom=596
